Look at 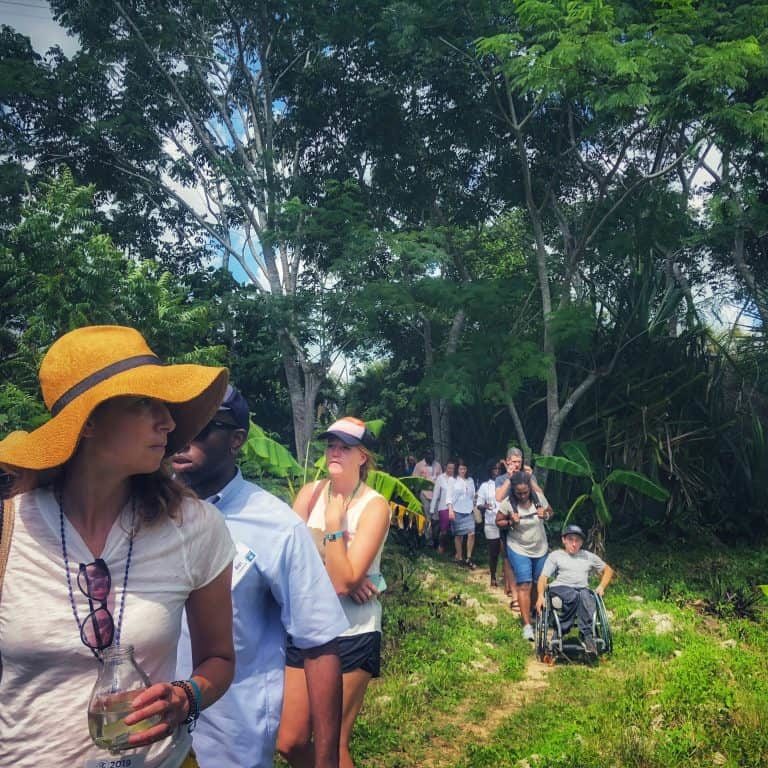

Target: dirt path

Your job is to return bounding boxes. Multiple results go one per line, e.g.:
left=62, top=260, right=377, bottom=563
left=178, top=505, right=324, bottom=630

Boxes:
left=418, top=566, right=554, bottom=768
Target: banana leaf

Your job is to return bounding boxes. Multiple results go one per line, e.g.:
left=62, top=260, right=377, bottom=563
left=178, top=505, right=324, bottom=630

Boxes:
left=534, top=454, right=592, bottom=478
left=604, top=470, right=670, bottom=501
left=367, top=470, right=423, bottom=515
left=560, top=441, right=594, bottom=474
left=242, top=422, right=303, bottom=477
left=366, top=419, right=385, bottom=437
left=591, top=483, right=611, bottom=524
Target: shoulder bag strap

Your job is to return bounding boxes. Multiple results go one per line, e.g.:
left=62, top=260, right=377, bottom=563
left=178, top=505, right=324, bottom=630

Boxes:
left=305, top=479, right=329, bottom=521
left=0, top=496, right=12, bottom=682
left=0, top=497, right=15, bottom=603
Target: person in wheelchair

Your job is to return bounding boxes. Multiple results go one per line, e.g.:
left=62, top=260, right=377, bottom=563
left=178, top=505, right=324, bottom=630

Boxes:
left=535, top=525, right=614, bottom=657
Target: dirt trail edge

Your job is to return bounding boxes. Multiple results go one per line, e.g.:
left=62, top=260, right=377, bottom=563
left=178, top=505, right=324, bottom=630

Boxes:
left=418, top=566, right=554, bottom=768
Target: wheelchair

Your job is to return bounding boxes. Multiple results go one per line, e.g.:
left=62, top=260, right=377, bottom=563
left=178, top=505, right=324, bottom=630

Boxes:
left=534, top=586, right=612, bottom=663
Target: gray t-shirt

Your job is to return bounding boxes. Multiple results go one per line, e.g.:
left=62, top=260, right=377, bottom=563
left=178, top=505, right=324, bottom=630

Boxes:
left=498, top=496, right=549, bottom=557
left=541, top=548, right=606, bottom=589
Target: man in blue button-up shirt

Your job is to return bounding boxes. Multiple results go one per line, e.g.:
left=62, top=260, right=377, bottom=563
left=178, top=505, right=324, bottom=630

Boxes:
left=174, top=386, right=349, bottom=768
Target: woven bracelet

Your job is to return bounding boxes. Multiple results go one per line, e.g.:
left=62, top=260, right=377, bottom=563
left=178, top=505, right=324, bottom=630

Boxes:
left=171, top=680, right=199, bottom=732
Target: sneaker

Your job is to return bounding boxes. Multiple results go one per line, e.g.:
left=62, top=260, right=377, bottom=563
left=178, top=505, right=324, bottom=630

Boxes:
left=465, top=559, right=477, bottom=570
left=522, top=624, right=535, bottom=641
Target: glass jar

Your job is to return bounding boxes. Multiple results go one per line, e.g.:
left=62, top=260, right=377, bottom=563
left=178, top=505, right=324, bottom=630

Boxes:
left=87, top=645, right=160, bottom=753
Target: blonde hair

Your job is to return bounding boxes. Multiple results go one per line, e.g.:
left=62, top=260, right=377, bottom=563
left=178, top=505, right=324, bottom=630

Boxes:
left=358, top=445, right=377, bottom=481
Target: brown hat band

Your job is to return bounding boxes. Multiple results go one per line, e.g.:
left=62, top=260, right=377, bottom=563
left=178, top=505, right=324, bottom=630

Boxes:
left=50, top=355, right=164, bottom=416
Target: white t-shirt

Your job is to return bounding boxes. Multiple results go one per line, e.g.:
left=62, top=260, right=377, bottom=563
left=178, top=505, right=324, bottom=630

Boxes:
left=477, top=479, right=500, bottom=537
left=0, top=488, right=234, bottom=768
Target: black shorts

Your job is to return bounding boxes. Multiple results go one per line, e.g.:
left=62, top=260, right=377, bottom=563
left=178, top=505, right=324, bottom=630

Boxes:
left=286, top=632, right=382, bottom=678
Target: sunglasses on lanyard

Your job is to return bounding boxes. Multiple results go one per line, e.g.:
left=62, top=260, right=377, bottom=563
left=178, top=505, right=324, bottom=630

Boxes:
left=77, top=559, right=115, bottom=651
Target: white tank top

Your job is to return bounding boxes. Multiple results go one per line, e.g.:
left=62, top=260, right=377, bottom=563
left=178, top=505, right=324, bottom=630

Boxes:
left=306, top=481, right=388, bottom=636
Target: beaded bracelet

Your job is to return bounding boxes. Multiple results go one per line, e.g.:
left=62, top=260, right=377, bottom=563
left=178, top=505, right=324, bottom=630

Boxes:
left=171, top=680, right=200, bottom=732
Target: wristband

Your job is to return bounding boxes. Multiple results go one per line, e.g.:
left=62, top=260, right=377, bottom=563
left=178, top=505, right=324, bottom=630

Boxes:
left=171, top=680, right=199, bottom=732
left=323, top=529, right=345, bottom=543
left=187, top=677, right=202, bottom=714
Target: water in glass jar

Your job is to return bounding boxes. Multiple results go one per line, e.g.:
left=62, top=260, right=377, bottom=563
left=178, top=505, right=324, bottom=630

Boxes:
left=88, top=689, right=160, bottom=752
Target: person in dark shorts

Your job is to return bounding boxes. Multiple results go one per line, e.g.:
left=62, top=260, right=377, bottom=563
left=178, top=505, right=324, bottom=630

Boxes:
left=278, top=417, right=390, bottom=768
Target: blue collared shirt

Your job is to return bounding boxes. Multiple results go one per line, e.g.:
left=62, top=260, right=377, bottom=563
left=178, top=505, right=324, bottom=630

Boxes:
left=176, top=471, right=349, bottom=768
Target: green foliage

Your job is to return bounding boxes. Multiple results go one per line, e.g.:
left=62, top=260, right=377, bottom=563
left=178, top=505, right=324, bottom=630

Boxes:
left=0, top=383, right=48, bottom=437
left=240, top=421, right=304, bottom=480
left=536, top=440, right=670, bottom=532
left=367, top=470, right=422, bottom=516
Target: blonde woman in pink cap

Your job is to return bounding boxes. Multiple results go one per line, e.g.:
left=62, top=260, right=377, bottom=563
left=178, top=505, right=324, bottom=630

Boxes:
left=277, top=417, right=390, bottom=768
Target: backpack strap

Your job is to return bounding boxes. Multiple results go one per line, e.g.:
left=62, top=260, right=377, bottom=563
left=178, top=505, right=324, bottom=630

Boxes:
left=0, top=497, right=15, bottom=604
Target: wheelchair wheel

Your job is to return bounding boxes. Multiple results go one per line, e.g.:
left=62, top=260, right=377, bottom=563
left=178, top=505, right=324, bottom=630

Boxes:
left=534, top=601, right=549, bottom=661
left=592, top=590, right=613, bottom=655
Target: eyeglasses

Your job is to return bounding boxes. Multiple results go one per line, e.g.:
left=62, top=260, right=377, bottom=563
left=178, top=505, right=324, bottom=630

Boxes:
left=192, top=420, right=240, bottom=442
left=77, top=559, right=114, bottom=651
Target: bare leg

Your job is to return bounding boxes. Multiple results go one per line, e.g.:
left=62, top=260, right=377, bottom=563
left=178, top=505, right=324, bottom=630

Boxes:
left=340, top=668, right=373, bottom=768
left=517, top=581, right=533, bottom=626
left=488, top=538, right=500, bottom=584
left=503, top=549, right=518, bottom=604
left=466, top=532, right=475, bottom=561
left=276, top=666, right=313, bottom=767
left=454, top=534, right=463, bottom=561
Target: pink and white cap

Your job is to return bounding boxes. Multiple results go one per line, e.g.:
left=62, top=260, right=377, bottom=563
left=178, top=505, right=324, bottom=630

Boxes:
left=318, top=416, right=376, bottom=449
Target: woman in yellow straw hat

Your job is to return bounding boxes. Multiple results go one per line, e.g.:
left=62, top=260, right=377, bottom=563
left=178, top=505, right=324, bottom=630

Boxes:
left=277, top=416, right=389, bottom=768
left=0, top=325, right=236, bottom=768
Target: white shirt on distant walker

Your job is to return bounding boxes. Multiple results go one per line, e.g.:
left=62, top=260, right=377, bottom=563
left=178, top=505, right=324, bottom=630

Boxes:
left=447, top=477, right=475, bottom=516
left=429, top=474, right=455, bottom=518
left=477, top=479, right=500, bottom=539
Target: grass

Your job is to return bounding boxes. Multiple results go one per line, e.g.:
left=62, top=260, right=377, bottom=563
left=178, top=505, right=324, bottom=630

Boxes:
left=338, top=532, right=768, bottom=768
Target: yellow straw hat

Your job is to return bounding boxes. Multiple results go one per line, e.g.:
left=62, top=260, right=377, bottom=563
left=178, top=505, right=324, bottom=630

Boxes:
left=0, top=325, right=229, bottom=472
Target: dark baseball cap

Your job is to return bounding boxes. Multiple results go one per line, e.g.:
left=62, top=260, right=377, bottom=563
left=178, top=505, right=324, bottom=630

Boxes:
left=561, top=524, right=586, bottom=539
left=218, top=385, right=251, bottom=432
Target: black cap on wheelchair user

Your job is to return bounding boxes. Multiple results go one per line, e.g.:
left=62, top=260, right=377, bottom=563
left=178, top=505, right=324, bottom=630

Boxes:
left=561, top=524, right=586, bottom=554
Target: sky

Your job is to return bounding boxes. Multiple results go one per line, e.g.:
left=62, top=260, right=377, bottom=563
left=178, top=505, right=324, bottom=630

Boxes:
left=0, top=0, right=80, bottom=57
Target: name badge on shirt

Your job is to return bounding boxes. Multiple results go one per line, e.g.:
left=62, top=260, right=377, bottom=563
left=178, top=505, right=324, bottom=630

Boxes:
left=231, top=541, right=258, bottom=589
left=84, top=755, right=145, bottom=768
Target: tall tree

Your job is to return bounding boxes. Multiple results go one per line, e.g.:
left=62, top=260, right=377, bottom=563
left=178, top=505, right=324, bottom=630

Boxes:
left=473, top=0, right=768, bottom=474
left=42, top=0, right=382, bottom=458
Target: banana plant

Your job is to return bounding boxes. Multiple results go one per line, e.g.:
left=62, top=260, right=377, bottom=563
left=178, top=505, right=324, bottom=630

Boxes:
left=240, top=418, right=424, bottom=520
left=534, top=441, right=670, bottom=551
left=240, top=421, right=304, bottom=479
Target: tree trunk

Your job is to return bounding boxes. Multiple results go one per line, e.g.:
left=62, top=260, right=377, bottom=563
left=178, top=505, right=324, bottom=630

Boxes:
left=280, top=336, right=324, bottom=464
left=507, top=399, right=532, bottom=463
